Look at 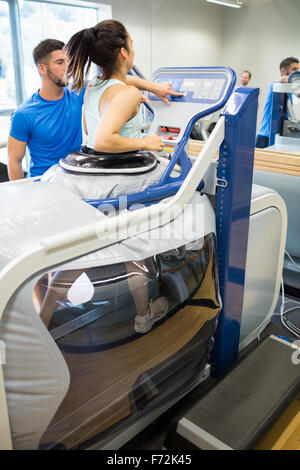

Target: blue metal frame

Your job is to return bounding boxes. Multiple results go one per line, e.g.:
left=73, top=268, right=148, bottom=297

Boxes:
left=86, top=72, right=260, bottom=378
left=211, top=87, right=259, bottom=377
left=269, top=88, right=287, bottom=146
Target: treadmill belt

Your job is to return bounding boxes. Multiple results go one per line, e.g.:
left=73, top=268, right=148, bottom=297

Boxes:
left=167, top=336, right=300, bottom=450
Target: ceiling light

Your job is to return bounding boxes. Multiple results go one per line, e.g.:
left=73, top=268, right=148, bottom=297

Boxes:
left=206, top=0, right=242, bottom=8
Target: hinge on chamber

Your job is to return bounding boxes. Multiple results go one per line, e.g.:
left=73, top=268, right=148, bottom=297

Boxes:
left=201, top=161, right=228, bottom=195
left=216, top=178, right=228, bottom=188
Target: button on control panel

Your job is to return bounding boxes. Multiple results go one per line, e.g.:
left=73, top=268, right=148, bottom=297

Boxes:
left=159, top=126, right=180, bottom=141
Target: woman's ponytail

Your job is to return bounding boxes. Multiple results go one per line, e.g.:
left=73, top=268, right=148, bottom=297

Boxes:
left=65, top=28, right=95, bottom=92
left=66, top=20, right=129, bottom=90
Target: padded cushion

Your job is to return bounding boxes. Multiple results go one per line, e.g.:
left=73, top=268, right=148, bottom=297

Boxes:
left=59, top=147, right=157, bottom=174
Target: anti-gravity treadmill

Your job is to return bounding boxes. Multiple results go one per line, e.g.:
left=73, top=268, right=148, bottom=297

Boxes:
left=0, top=67, right=289, bottom=450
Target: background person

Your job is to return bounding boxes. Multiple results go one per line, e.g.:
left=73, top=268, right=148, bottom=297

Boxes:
left=241, top=70, right=251, bottom=87
left=255, top=56, right=299, bottom=149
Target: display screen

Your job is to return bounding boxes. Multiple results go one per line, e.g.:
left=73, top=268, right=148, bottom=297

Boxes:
left=180, top=78, right=226, bottom=101
left=151, top=70, right=231, bottom=104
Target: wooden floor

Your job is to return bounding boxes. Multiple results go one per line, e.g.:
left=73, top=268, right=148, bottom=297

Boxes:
left=255, top=391, right=300, bottom=450
left=40, top=249, right=220, bottom=449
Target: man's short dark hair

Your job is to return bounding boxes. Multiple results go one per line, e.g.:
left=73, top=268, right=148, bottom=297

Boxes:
left=33, top=39, right=65, bottom=66
left=243, top=70, right=252, bottom=79
left=279, top=57, right=299, bottom=72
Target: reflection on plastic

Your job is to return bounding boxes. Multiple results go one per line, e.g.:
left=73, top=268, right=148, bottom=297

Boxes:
left=67, top=272, right=95, bottom=305
left=32, top=233, right=220, bottom=450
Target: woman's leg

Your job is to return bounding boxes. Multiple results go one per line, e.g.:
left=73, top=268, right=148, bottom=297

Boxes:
left=126, top=261, right=149, bottom=316
left=126, top=260, right=169, bottom=333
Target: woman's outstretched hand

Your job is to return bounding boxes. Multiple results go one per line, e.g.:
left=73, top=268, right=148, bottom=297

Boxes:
left=152, top=81, right=183, bottom=105
left=142, top=134, right=165, bottom=152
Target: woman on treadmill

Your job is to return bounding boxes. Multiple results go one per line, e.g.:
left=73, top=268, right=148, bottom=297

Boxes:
left=65, top=19, right=166, bottom=155
left=39, top=20, right=173, bottom=334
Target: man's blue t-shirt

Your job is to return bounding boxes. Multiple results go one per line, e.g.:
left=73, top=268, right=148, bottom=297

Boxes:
left=9, top=88, right=84, bottom=177
left=258, top=81, right=292, bottom=138
left=258, top=83, right=273, bottom=137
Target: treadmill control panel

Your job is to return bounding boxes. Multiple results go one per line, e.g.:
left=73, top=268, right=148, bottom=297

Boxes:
left=148, top=67, right=235, bottom=149
left=150, top=71, right=230, bottom=104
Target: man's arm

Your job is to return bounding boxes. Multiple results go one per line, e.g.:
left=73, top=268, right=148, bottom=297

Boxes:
left=7, top=135, right=27, bottom=180
left=126, top=75, right=183, bottom=105
left=280, top=75, right=289, bottom=83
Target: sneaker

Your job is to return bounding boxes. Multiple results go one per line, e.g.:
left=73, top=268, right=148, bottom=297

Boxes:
left=134, top=297, right=169, bottom=334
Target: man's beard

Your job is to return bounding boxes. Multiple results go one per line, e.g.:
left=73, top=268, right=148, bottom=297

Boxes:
left=47, top=69, right=68, bottom=88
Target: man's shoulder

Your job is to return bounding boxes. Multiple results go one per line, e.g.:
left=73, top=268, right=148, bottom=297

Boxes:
left=65, top=86, right=85, bottom=103
left=65, top=86, right=85, bottom=96
left=12, top=92, right=40, bottom=117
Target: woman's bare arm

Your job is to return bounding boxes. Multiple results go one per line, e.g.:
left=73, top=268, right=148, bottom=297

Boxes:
left=93, top=85, right=164, bottom=153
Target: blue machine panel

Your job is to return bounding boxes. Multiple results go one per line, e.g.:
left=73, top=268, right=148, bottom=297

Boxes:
left=211, top=87, right=260, bottom=377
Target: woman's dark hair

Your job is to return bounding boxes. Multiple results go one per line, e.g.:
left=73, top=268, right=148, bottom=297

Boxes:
left=65, top=20, right=129, bottom=92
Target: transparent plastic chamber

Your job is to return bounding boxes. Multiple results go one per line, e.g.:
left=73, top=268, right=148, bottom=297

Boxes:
left=5, top=233, right=221, bottom=450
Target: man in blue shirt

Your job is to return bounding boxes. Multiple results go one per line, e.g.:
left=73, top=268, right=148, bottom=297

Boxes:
left=8, top=39, right=84, bottom=179
left=8, top=39, right=180, bottom=180
left=256, top=57, right=299, bottom=149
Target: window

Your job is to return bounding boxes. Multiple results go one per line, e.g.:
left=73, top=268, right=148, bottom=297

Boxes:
left=0, top=1, right=16, bottom=151
left=19, top=0, right=111, bottom=98
left=0, top=0, right=111, bottom=167
left=0, top=1, right=16, bottom=110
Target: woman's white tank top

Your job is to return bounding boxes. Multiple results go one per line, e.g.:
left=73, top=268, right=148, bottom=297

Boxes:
left=84, top=78, right=144, bottom=149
